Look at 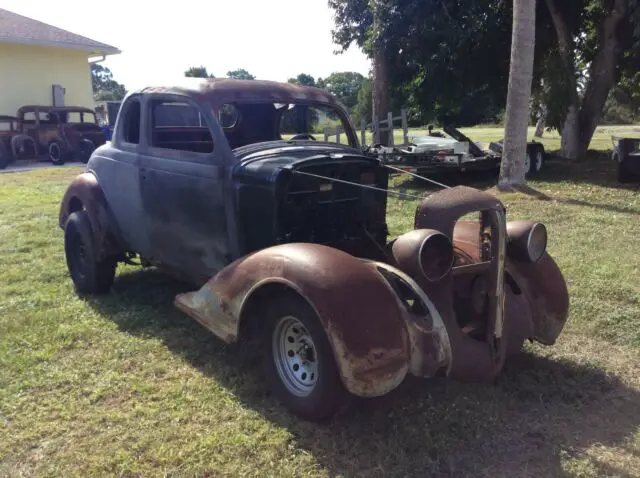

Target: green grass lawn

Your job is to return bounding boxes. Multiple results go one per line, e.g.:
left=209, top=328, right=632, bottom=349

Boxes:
left=1, top=148, right=639, bottom=477
left=345, top=124, right=640, bottom=152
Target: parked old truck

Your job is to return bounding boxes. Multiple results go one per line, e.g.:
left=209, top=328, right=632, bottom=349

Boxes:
left=59, top=78, right=570, bottom=421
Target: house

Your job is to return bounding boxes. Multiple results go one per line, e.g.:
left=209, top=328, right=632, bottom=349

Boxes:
left=0, top=8, right=120, bottom=116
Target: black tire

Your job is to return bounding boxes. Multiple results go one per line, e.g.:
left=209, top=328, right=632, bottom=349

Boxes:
left=48, top=139, right=67, bottom=166
left=0, top=142, right=10, bottom=170
left=64, top=210, right=116, bottom=294
left=76, top=138, right=95, bottom=163
left=260, top=292, right=347, bottom=422
left=617, top=160, right=636, bottom=184
left=525, top=144, right=544, bottom=177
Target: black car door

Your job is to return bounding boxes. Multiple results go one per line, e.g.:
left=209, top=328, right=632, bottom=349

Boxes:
left=138, top=94, right=231, bottom=282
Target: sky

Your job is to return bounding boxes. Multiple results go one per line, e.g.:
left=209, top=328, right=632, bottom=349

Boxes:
left=0, top=0, right=372, bottom=89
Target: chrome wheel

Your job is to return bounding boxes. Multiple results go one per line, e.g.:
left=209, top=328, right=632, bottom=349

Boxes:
left=272, top=316, right=318, bottom=397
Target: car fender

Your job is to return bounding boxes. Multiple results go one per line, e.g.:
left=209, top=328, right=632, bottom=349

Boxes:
left=174, top=243, right=412, bottom=397
left=453, top=220, right=569, bottom=346
left=59, top=171, right=123, bottom=259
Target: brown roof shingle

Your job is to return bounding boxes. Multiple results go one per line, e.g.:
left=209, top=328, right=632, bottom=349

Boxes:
left=0, top=8, right=120, bottom=55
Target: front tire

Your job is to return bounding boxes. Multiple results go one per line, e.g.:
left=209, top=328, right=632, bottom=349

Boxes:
left=64, top=210, right=116, bottom=294
left=261, top=292, right=347, bottom=422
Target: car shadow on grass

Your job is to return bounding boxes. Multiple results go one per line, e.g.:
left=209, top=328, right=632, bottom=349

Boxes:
left=86, top=267, right=640, bottom=477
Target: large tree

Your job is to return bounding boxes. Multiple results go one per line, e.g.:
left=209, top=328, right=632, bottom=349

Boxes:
left=288, top=73, right=317, bottom=87
left=91, top=64, right=126, bottom=101
left=499, top=0, right=537, bottom=188
left=329, top=0, right=640, bottom=158
left=317, top=71, right=366, bottom=110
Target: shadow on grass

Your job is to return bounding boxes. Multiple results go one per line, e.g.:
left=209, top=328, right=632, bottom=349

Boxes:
left=394, top=155, right=640, bottom=216
left=87, top=268, right=640, bottom=477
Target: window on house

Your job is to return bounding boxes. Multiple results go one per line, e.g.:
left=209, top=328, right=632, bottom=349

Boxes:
left=150, top=99, right=214, bottom=154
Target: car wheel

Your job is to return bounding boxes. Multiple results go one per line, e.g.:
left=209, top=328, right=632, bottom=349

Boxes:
left=0, top=142, right=10, bottom=170
left=48, top=140, right=67, bottom=166
left=76, top=139, right=95, bottom=163
left=262, top=292, right=347, bottom=422
left=64, top=210, right=116, bottom=294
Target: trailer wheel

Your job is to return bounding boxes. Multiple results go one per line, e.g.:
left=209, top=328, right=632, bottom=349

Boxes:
left=525, top=144, right=544, bottom=177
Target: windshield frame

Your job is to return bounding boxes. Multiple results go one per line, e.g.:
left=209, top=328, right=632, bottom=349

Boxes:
left=215, top=100, right=360, bottom=149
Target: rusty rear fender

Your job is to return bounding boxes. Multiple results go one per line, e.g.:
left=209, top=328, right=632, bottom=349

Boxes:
left=59, top=171, right=124, bottom=258
left=174, top=243, right=415, bottom=397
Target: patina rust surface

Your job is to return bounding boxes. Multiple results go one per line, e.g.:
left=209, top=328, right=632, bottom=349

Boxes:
left=59, top=172, right=122, bottom=259
left=175, top=243, right=412, bottom=397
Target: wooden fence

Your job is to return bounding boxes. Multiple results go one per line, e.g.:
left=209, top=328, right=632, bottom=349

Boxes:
left=323, top=109, right=410, bottom=147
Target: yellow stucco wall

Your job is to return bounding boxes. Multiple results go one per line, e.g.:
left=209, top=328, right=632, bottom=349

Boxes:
left=0, top=43, right=94, bottom=116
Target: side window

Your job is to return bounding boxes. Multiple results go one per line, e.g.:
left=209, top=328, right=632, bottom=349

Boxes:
left=149, top=99, right=214, bottom=154
left=122, top=99, right=141, bottom=144
left=22, top=111, right=37, bottom=124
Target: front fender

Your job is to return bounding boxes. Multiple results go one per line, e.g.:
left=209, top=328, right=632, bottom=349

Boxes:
left=174, top=243, right=411, bottom=397
left=59, top=172, right=122, bottom=258
left=506, top=253, right=569, bottom=345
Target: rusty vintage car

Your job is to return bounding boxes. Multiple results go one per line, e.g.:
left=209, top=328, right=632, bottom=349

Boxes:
left=0, top=114, right=37, bottom=169
left=58, top=79, right=569, bottom=421
left=17, top=105, right=107, bottom=165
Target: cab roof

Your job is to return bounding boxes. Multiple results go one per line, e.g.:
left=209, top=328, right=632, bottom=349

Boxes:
left=130, top=78, right=345, bottom=109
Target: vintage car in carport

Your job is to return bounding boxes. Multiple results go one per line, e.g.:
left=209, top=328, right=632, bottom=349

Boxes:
left=58, top=78, right=570, bottom=421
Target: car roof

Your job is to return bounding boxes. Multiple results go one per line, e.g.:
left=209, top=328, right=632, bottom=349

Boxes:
left=130, top=78, right=346, bottom=109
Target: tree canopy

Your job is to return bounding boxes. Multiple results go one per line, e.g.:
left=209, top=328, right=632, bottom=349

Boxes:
left=317, top=71, right=366, bottom=110
left=226, top=69, right=256, bottom=80
left=91, top=64, right=126, bottom=101
left=184, top=66, right=215, bottom=78
left=329, top=0, right=640, bottom=157
left=288, top=73, right=317, bottom=87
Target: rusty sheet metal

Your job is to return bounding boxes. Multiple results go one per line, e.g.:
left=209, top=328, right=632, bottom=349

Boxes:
left=59, top=172, right=122, bottom=259
left=453, top=219, right=569, bottom=347
left=134, top=78, right=346, bottom=110
left=506, top=253, right=569, bottom=345
left=174, top=243, right=412, bottom=397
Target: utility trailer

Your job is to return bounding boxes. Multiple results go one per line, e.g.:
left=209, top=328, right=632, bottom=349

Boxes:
left=365, top=125, right=546, bottom=178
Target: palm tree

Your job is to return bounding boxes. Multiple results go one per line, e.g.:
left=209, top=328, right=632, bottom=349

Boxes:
left=498, top=0, right=537, bottom=189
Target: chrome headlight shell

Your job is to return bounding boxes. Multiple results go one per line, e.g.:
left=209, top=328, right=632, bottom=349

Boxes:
left=506, top=220, right=547, bottom=263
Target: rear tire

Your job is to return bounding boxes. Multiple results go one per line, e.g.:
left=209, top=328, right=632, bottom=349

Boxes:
left=48, top=139, right=67, bottom=166
left=260, top=292, right=347, bottom=422
left=64, top=210, right=116, bottom=294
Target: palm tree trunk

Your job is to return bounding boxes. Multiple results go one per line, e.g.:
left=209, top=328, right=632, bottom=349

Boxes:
left=498, top=0, right=537, bottom=189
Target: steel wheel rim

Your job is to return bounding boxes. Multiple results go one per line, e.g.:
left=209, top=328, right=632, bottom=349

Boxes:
left=524, top=153, right=531, bottom=172
left=272, top=316, right=318, bottom=397
left=535, top=151, right=543, bottom=171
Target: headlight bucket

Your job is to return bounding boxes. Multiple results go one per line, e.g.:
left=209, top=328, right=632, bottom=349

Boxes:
left=506, top=220, right=547, bottom=263
left=391, top=229, right=454, bottom=282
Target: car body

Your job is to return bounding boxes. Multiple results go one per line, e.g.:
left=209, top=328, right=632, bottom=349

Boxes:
left=17, top=105, right=107, bottom=165
left=58, top=78, right=569, bottom=421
